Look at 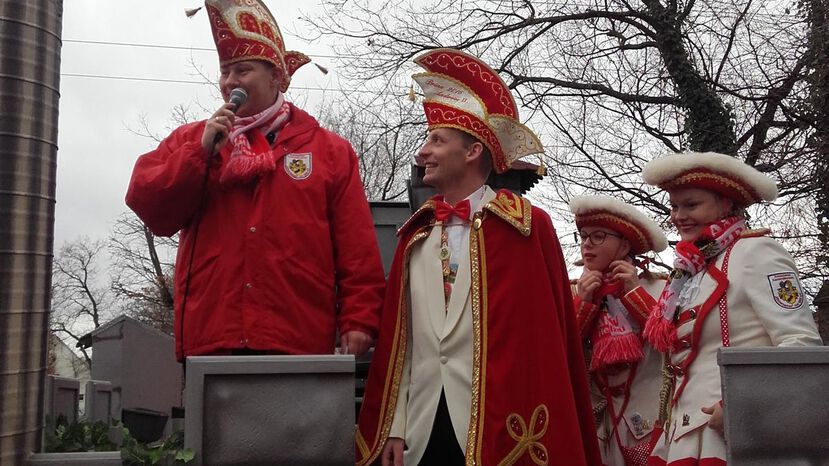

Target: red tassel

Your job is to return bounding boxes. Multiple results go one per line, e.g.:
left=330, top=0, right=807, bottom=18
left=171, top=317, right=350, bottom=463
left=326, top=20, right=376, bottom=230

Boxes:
left=590, top=333, right=644, bottom=371
left=643, top=313, right=677, bottom=353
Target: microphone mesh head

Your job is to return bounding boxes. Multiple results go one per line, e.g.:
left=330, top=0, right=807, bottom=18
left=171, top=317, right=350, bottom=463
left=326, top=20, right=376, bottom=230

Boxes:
left=229, top=88, right=248, bottom=109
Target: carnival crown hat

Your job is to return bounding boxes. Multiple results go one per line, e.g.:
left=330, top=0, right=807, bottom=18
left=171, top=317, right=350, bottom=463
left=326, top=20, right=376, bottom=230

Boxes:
left=642, top=152, right=778, bottom=208
left=412, top=48, right=543, bottom=174
left=202, top=0, right=311, bottom=93
left=570, top=195, right=668, bottom=255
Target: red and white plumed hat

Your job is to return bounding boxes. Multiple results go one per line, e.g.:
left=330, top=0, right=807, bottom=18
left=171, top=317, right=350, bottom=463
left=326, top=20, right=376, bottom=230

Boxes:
left=570, top=195, right=668, bottom=255
left=203, top=0, right=311, bottom=93
left=642, top=152, right=778, bottom=208
left=412, top=48, right=543, bottom=174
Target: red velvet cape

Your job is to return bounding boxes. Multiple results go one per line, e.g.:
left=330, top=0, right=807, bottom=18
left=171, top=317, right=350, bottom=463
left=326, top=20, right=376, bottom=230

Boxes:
left=356, top=190, right=601, bottom=466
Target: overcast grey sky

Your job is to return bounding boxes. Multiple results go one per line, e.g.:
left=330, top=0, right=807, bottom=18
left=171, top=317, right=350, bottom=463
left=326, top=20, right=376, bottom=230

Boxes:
left=55, top=1, right=341, bottom=248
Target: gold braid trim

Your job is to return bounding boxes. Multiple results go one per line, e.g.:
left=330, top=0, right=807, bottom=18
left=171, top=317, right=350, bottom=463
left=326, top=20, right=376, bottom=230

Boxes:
left=355, top=430, right=370, bottom=460
left=661, top=172, right=756, bottom=206
left=358, top=227, right=430, bottom=466
left=657, top=353, right=675, bottom=444
left=484, top=191, right=532, bottom=236
left=468, top=224, right=488, bottom=464
left=621, top=288, right=651, bottom=322
left=575, top=301, right=599, bottom=338
left=497, top=405, right=550, bottom=466
left=577, top=212, right=650, bottom=253
left=397, top=199, right=437, bottom=236
left=740, top=227, right=771, bottom=238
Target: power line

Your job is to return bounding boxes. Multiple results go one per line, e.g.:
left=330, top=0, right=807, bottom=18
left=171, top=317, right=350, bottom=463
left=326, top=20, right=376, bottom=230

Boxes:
left=60, top=71, right=671, bottom=105
left=62, top=39, right=368, bottom=62
left=61, top=73, right=210, bottom=85
left=59, top=72, right=401, bottom=95
left=63, top=36, right=796, bottom=78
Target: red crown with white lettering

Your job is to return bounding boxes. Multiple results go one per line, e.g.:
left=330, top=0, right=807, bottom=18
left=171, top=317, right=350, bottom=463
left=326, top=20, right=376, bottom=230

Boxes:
left=413, top=49, right=544, bottom=174
left=205, top=0, right=310, bottom=93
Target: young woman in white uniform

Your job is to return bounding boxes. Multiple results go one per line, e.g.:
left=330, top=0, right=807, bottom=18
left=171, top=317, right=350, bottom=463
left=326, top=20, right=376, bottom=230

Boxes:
left=641, top=152, right=822, bottom=466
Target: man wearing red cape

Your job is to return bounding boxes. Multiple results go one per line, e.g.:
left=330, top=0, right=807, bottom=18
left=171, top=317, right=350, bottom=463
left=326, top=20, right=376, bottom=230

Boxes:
left=356, top=49, right=601, bottom=466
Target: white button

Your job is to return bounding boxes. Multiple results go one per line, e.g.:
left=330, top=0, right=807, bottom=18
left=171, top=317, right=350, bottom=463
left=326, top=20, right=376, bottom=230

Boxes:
left=240, top=339, right=247, bottom=345
left=249, top=226, right=256, bottom=233
left=440, top=356, right=448, bottom=364
left=245, top=282, right=252, bottom=289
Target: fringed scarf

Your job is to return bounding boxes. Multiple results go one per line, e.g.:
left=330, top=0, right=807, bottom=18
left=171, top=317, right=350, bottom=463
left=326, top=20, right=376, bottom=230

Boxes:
left=644, top=217, right=746, bottom=352
left=219, top=93, right=291, bottom=185
left=590, top=278, right=644, bottom=371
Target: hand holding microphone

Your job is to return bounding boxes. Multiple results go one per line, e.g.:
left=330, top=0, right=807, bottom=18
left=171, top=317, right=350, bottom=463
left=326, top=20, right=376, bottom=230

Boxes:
left=201, top=88, right=248, bottom=155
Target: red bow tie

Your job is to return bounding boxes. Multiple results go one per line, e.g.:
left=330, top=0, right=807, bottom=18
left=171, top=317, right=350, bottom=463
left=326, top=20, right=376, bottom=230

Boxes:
left=434, top=199, right=471, bottom=222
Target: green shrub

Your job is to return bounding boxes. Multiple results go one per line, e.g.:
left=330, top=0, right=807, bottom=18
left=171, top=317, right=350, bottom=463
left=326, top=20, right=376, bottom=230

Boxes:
left=44, top=415, right=194, bottom=465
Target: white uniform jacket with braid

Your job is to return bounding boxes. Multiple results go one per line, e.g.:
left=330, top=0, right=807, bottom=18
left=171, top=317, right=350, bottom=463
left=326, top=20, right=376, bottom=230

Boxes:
left=661, top=232, right=822, bottom=447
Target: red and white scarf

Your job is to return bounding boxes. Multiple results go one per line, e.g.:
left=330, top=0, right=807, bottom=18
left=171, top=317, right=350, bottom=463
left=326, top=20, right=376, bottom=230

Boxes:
left=590, top=278, right=644, bottom=371
left=219, top=94, right=291, bottom=185
left=644, top=217, right=746, bottom=352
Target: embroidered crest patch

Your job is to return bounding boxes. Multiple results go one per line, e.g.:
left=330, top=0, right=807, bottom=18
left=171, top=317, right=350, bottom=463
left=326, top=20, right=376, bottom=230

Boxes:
left=284, top=153, right=312, bottom=180
left=767, top=271, right=803, bottom=310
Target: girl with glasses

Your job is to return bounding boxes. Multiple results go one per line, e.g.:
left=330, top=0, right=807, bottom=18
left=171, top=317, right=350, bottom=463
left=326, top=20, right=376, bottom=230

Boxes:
left=570, top=195, right=669, bottom=466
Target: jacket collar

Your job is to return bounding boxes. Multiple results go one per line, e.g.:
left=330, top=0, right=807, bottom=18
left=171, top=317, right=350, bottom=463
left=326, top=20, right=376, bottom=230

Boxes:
left=272, top=103, right=320, bottom=147
left=397, top=187, right=533, bottom=238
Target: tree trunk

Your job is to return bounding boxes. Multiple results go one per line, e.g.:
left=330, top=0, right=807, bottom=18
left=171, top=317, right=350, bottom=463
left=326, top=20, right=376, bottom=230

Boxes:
left=643, top=0, right=738, bottom=154
left=805, top=0, right=829, bottom=341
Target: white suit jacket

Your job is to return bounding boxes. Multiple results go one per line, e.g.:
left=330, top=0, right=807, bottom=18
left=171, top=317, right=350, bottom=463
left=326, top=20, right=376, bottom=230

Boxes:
left=390, top=187, right=497, bottom=465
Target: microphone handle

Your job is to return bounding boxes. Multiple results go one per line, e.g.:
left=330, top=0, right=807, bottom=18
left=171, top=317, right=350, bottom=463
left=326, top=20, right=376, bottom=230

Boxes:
left=212, top=131, right=225, bottom=147
left=210, top=99, right=243, bottom=152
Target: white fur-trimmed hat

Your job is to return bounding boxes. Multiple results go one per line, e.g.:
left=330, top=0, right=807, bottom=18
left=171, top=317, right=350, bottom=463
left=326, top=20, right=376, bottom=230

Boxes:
left=570, top=195, right=668, bottom=254
left=642, top=152, right=778, bottom=207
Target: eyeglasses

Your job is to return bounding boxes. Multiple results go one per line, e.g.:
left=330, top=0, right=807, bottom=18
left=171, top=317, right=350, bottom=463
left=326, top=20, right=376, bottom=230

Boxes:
left=576, top=230, right=624, bottom=245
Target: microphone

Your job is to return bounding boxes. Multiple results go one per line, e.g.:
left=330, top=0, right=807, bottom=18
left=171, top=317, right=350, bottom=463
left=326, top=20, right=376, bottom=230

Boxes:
left=227, top=87, right=248, bottom=113
left=212, top=88, right=248, bottom=148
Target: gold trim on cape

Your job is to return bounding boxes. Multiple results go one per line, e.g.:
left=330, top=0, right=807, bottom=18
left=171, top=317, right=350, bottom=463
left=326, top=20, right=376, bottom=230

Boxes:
left=355, top=430, right=370, bottom=460
left=468, top=218, right=488, bottom=464
left=498, top=405, right=550, bottom=466
left=397, top=199, right=438, bottom=237
left=484, top=191, right=532, bottom=236
left=357, top=227, right=431, bottom=466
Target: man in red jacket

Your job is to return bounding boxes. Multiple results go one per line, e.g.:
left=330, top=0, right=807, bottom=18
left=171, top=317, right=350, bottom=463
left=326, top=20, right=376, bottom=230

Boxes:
left=125, top=0, right=384, bottom=361
left=356, top=48, right=601, bottom=466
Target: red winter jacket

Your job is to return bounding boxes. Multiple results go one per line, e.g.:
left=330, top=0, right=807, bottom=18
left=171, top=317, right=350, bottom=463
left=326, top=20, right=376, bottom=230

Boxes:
left=126, top=104, right=385, bottom=360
